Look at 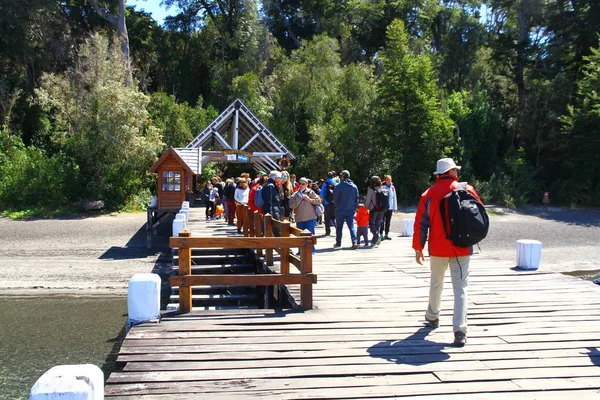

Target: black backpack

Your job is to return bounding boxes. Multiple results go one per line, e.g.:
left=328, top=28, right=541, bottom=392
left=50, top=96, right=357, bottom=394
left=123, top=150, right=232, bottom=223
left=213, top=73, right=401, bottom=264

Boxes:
left=374, top=186, right=390, bottom=212
left=325, top=184, right=335, bottom=203
left=223, top=182, right=235, bottom=198
left=440, top=188, right=489, bottom=248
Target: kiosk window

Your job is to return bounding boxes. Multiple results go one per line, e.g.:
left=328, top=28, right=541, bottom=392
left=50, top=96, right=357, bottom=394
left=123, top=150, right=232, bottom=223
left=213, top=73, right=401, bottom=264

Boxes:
left=162, top=171, right=181, bottom=191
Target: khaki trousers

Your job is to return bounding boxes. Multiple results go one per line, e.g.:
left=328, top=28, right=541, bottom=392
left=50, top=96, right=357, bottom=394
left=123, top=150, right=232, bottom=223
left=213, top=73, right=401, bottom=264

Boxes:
left=425, top=255, right=470, bottom=333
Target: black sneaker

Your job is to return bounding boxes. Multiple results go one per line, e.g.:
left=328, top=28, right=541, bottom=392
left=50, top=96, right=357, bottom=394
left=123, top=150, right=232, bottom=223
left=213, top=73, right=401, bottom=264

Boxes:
left=425, top=318, right=439, bottom=329
left=454, top=331, right=467, bottom=347
left=333, top=243, right=341, bottom=248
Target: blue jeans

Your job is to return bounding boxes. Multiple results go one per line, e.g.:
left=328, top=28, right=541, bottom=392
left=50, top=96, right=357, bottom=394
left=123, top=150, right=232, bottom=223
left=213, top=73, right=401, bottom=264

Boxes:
left=296, top=219, right=317, bottom=253
left=335, top=211, right=357, bottom=246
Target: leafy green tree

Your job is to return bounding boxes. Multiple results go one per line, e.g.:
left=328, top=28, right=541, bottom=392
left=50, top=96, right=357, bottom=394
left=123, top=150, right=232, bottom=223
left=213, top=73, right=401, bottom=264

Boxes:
left=229, top=73, right=274, bottom=123
left=126, top=6, right=164, bottom=92
left=378, top=19, right=454, bottom=202
left=269, top=35, right=342, bottom=174
left=329, top=63, right=378, bottom=189
left=36, top=33, right=163, bottom=207
left=559, top=42, right=600, bottom=205
left=148, top=92, right=193, bottom=147
left=434, top=3, right=486, bottom=92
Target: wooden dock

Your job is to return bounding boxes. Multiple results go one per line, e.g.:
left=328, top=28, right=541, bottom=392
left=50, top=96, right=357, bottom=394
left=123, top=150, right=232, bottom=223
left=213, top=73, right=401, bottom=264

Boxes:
left=106, top=213, right=600, bottom=399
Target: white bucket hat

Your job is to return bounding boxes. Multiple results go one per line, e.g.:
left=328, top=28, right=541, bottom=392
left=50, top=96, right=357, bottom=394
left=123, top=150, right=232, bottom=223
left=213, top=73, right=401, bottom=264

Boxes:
left=433, top=158, right=461, bottom=175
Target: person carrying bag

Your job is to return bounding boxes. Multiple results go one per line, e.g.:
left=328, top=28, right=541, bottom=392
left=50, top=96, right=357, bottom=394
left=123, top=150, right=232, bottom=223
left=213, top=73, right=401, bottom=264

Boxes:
left=289, top=177, right=321, bottom=254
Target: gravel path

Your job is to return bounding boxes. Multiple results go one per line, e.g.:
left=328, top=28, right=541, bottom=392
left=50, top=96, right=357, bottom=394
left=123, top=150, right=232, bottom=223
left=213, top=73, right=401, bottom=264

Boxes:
left=1, top=206, right=599, bottom=296
left=0, top=213, right=166, bottom=296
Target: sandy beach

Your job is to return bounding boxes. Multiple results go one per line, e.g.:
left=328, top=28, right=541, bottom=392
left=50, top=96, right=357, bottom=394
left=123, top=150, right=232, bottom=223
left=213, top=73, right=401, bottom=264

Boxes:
left=1, top=207, right=599, bottom=296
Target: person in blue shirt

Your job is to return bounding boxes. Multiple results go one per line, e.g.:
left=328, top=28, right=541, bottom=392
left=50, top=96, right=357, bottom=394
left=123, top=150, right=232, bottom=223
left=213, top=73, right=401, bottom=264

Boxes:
left=332, top=170, right=359, bottom=249
left=320, top=171, right=339, bottom=236
left=261, top=170, right=282, bottom=222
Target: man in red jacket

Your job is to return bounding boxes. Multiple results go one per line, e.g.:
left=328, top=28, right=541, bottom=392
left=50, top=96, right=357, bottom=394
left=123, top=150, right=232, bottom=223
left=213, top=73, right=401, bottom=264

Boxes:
left=413, top=158, right=483, bottom=347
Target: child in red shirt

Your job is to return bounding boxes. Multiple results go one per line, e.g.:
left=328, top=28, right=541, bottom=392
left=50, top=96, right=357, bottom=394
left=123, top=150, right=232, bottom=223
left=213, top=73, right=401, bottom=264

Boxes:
left=355, top=203, right=370, bottom=246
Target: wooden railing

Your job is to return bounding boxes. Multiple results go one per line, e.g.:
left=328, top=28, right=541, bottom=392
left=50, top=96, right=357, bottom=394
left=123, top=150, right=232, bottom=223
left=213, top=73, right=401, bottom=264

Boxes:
left=169, top=206, right=317, bottom=313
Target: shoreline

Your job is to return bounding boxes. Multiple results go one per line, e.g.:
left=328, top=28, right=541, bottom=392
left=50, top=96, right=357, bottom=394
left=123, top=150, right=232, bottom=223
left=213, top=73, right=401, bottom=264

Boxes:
left=1, top=209, right=599, bottom=299
left=0, top=290, right=127, bottom=298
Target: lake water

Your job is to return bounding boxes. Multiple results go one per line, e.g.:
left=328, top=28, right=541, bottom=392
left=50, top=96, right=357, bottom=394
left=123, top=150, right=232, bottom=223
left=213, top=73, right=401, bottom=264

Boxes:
left=0, top=296, right=127, bottom=399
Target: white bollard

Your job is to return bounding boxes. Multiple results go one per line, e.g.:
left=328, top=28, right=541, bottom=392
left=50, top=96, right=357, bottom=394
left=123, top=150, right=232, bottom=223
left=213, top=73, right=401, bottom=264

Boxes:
left=172, top=216, right=186, bottom=236
left=30, top=364, right=104, bottom=400
left=127, top=273, right=161, bottom=329
left=401, top=219, right=415, bottom=237
left=516, top=239, right=542, bottom=270
left=181, top=201, right=190, bottom=209
left=179, top=209, right=189, bottom=224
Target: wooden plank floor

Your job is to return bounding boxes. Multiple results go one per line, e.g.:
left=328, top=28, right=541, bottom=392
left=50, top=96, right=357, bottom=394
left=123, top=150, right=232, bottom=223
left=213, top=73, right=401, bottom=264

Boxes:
left=106, top=212, right=600, bottom=398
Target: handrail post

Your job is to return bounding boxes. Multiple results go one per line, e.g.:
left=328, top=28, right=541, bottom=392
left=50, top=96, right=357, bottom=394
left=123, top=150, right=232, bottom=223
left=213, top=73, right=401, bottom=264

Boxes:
left=178, top=229, right=192, bottom=313
left=264, top=214, right=274, bottom=266
left=280, top=221, right=291, bottom=274
left=254, top=211, right=263, bottom=256
left=248, top=206, right=255, bottom=237
left=299, top=231, right=314, bottom=309
left=243, top=204, right=250, bottom=237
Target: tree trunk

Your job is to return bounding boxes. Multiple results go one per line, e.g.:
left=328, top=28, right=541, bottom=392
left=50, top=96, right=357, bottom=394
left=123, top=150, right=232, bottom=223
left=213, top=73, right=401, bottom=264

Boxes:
left=516, top=0, right=529, bottom=106
left=117, top=0, right=132, bottom=86
left=90, top=0, right=132, bottom=86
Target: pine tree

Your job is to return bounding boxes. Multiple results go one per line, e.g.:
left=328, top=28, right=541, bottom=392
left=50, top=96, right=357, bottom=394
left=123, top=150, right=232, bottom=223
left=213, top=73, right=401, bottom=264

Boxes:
left=378, top=19, right=454, bottom=202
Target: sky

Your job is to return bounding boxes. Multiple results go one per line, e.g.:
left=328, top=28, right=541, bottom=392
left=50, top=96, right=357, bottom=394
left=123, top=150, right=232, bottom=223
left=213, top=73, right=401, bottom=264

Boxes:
left=127, top=0, right=177, bottom=25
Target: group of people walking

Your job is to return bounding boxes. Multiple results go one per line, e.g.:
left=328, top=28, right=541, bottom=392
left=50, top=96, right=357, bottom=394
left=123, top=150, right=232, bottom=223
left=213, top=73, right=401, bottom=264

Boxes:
left=198, top=157, right=482, bottom=348
left=203, top=169, right=401, bottom=251
left=325, top=170, right=398, bottom=250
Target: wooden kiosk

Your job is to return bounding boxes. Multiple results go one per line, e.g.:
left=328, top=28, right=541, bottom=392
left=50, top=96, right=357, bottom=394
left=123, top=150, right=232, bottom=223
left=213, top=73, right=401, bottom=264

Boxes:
left=146, top=147, right=201, bottom=247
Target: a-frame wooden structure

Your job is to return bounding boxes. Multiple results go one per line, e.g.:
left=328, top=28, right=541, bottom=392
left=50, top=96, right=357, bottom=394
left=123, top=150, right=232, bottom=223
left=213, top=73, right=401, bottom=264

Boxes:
left=186, top=98, right=295, bottom=172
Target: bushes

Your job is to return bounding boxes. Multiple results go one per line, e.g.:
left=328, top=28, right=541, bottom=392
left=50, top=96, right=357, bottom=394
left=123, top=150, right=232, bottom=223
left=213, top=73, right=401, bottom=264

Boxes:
left=0, top=131, right=81, bottom=208
left=35, top=34, right=163, bottom=210
left=473, top=150, right=540, bottom=207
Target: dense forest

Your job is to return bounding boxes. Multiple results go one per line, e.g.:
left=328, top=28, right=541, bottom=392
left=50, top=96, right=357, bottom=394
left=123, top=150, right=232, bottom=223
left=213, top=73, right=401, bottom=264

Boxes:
left=1, top=0, right=599, bottom=212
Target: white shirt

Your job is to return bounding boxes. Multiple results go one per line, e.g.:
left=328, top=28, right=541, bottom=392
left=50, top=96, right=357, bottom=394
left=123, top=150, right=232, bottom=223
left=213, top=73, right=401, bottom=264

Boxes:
left=234, top=187, right=249, bottom=204
left=208, top=187, right=218, bottom=202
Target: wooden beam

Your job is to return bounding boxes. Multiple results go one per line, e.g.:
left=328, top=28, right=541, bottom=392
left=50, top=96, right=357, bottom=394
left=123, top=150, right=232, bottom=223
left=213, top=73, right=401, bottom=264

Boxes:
left=300, top=232, right=313, bottom=310
left=247, top=206, right=255, bottom=237
left=171, top=274, right=317, bottom=287
left=280, top=221, right=291, bottom=274
left=289, top=226, right=304, bottom=236
left=254, top=211, right=263, bottom=256
left=177, top=230, right=193, bottom=313
left=289, top=254, right=301, bottom=271
left=170, top=236, right=313, bottom=249
left=264, top=214, right=274, bottom=266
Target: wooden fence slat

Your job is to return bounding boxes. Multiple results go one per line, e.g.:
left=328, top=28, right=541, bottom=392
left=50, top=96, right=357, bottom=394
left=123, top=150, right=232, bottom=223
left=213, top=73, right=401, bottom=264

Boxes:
left=243, top=205, right=250, bottom=237
left=177, top=229, right=192, bottom=313
left=170, top=236, right=313, bottom=249
left=171, top=273, right=317, bottom=286
left=254, top=210, right=263, bottom=255
left=264, top=214, right=274, bottom=266
left=289, top=254, right=301, bottom=271
left=280, top=221, right=291, bottom=274
left=299, top=231, right=313, bottom=309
